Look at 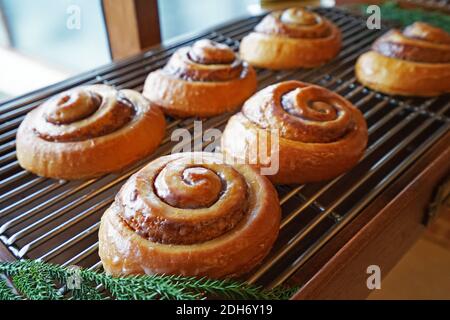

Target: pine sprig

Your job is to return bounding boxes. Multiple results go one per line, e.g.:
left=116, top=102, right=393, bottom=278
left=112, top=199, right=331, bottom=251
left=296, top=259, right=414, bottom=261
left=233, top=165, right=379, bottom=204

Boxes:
left=0, top=260, right=297, bottom=300
left=10, top=263, right=63, bottom=300
left=169, top=275, right=292, bottom=300
left=71, top=282, right=105, bottom=300
left=0, top=277, right=20, bottom=300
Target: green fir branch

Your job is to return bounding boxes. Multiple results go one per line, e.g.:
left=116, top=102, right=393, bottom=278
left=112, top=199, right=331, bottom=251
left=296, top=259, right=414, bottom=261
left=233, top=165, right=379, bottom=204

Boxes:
left=0, top=260, right=297, bottom=300
left=169, top=275, right=293, bottom=300
left=70, top=280, right=105, bottom=300
left=11, top=268, right=62, bottom=300
left=0, top=277, right=21, bottom=300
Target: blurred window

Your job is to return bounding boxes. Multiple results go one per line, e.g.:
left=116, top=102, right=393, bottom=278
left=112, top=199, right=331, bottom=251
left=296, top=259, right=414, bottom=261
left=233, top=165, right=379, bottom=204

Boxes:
left=0, top=0, right=111, bottom=102
left=158, top=0, right=259, bottom=41
left=0, top=0, right=261, bottom=103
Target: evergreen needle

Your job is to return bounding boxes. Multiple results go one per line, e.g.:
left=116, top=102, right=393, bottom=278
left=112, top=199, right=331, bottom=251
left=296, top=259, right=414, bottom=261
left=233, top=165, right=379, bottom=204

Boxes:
left=0, top=260, right=297, bottom=300
left=0, top=277, right=21, bottom=300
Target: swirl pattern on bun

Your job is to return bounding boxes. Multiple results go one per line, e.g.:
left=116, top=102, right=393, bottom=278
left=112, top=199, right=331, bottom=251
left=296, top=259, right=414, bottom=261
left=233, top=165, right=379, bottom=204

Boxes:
left=240, top=8, right=341, bottom=69
left=221, top=81, right=368, bottom=184
left=99, top=152, right=281, bottom=278
left=16, top=85, right=166, bottom=179
left=143, top=39, right=257, bottom=118
left=356, top=22, right=450, bottom=96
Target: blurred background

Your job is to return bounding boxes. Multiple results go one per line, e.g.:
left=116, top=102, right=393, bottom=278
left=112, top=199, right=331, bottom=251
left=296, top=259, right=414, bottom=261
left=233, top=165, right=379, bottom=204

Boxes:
left=0, top=0, right=264, bottom=103
left=0, top=0, right=109, bottom=101
left=2, top=0, right=448, bottom=103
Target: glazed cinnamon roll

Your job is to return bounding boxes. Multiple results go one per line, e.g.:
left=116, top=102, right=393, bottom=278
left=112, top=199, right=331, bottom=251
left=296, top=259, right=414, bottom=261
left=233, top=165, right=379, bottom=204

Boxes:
left=99, top=152, right=280, bottom=278
left=221, top=81, right=368, bottom=184
left=16, top=85, right=166, bottom=180
left=356, top=22, right=450, bottom=97
left=240, top=8, right=341, bottom=69
left=143, top=39, right=257, bottom=118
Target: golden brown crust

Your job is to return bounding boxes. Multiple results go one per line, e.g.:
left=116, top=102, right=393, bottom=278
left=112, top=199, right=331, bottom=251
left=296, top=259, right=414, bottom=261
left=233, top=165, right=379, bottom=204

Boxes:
left=221, top=81, right=368, bottom=185
left=99, top=152, right=281, bottom=278
left=143, top=68, right=257, bottom=118
left=143, top=40, right=257, bottom=118
left=240, top=8, right=341, bottom=69
left=16, top=85, right=166, bottom=180
left=356, top=22, right=450, bottom=97
left=356, top=51, right=450, bottom=97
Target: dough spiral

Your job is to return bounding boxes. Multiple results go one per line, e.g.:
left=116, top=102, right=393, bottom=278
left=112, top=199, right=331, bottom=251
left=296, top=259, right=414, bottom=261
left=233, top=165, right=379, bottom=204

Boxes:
left=221, top=81, right=368, bottom=184
left=240, top=8, right=341, bottom=69
left=17, top=85, right=166, bottom=179
left=143, top=39, right=257, bottom=118
left=99, top=152, right=281, bottom=278
left=356, top=22, right=450, bottom=96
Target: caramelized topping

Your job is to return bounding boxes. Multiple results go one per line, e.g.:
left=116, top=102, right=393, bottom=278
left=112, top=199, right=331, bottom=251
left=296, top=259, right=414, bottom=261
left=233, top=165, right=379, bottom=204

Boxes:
left=255, top=8, right=332, bottom=39
left=280, top=8, right=318, bottom=25
left=34, top=87, right=136, bottom=142
left=117, top=155, right=249, bottom=245
left=189, top=39, right=236, bottom=64
left=45, top=90, right=102, bottom=124
left=163, top=39, right=247, bottom=82
left=155, top=166, right=223, bottom=209
left=242, top=81, right=357, bottom=143
left=403, top=22, right=450, bottom=45
left=373, top=22, right=450, bottom=63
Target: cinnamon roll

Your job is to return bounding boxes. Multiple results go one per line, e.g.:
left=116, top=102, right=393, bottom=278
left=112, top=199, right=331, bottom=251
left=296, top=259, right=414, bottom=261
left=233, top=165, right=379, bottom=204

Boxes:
left=221, top=81, right=368, bottom=184
left=99, top=152, right=280, bottom=278
left=356, top=22, right=450, bottom=97
left=143, top=39, right=257, bottom=118
left=16, top=85, right=166, bottom=180
left=240, top=8, right=341, bottom=69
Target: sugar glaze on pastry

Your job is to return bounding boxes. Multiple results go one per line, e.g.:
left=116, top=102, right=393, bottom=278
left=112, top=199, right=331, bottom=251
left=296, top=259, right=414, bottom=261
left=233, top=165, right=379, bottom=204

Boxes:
left=16, top=85, right=166, bottom=179
left=356, top=22, right=450, bottom=97
left=240, top=8, right=341, bottom=69
left=99, top=152, right=281, bottom=278
left=221, top=81, right=368, bottom=184
left=143, top=39, right=257, bottom=118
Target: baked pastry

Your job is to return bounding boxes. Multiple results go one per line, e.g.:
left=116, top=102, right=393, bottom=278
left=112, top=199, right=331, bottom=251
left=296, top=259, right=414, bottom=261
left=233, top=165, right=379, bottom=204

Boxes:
left=221, top=81, right=368, bottom=185
left=240, top=8, right=341, bottom=69
left=143, top=39, right=257, bottom=118
left=99, top=152, right=280, bottom=278
left=356, top=22, right=450, bottom=97
left=16, top=85, right=166, bottom=180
